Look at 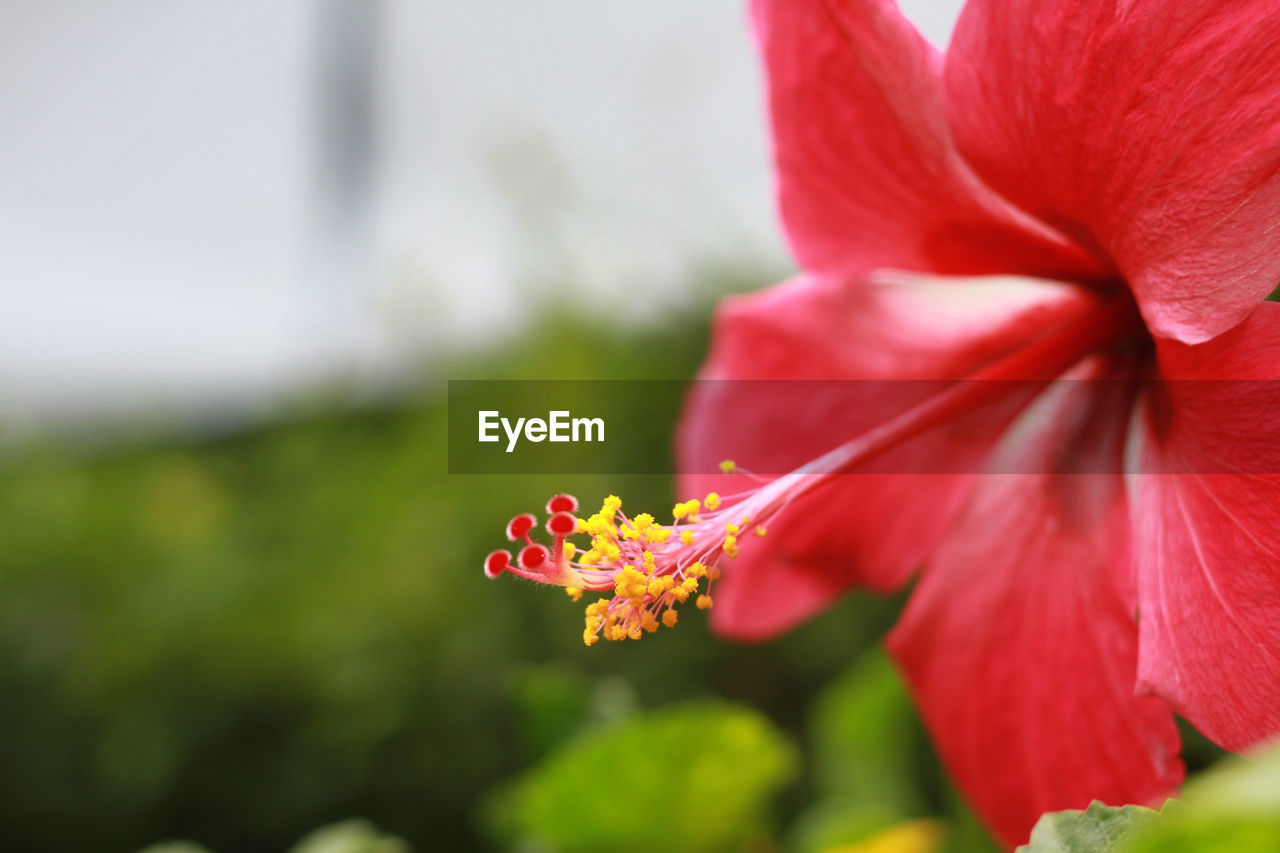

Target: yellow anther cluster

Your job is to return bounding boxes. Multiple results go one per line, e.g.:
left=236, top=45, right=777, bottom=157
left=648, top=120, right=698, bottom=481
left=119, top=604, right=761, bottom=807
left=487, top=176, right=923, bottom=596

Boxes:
left=719, top=459, right=737, bottom=474
left=556, top=494, right=751, bottom=645
left=620, top=512, right=672, bottom=545
left=565, top=587, right=583, bottom=602
left=672, top=499, right=701, bottom=520
left=583, top=550, right=708, bottom=644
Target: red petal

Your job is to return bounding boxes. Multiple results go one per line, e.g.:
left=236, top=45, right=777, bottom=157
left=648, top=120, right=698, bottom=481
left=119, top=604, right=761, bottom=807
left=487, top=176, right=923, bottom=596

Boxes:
left=677, top=272, right=1096, bottom=639
left=754, top=0, right=1101, bottom=279
left=945, top=0, right=1280, bottom=343
left=889, top=369, right=1182, bottom=847
left=1131, top=302, right=1280, bottom=750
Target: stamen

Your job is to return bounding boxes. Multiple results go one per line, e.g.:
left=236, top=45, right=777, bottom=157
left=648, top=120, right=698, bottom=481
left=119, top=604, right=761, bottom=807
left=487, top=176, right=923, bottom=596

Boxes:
left=483, top=489, right=765, bottom=644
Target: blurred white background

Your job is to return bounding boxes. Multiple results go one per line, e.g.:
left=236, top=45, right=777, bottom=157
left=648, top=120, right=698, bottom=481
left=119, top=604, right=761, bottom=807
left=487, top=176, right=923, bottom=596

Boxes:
left=0, top=0, right=963, bottom=428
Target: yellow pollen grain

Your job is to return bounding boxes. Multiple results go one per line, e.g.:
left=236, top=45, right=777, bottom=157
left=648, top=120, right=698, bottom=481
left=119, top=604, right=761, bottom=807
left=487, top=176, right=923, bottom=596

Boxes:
left=755, top=525, right=767, bottom=538
left=643, top=526, right=671, bottom=544
left=645, top=575, right=674, bottom=597
left=662, top=609, right=678, bottom=628
left=719, top=459, right=736, bottom=474
left=680, top=530, right=695, bottom=546
left=565, top=587, right=583, bottom=602
left=705, top=492, right=721, bottom=510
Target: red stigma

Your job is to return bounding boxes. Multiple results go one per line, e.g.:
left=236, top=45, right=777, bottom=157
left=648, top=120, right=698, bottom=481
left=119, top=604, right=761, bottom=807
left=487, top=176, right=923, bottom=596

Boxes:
left=547, top=512, right=577, bottom=536
left=547, top=494, right=579, bottom=513
left=519, top=544, right=549, bottom=570
left=506, top=513, right=536, bottom=541
left=484, top=549, right=512, bottom=579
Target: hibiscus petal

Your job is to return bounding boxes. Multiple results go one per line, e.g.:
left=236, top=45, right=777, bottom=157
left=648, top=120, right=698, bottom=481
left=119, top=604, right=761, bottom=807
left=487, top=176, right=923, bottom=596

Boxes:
left=889, top=371, right=1183, bottom=848
left=945, top=0, right=1280, bottom=343
left=1131, top=302, right=1280, bottom=750
left=754, top=0, right=1101, bottom=279
left=676, top=272, right=1096, bottom=640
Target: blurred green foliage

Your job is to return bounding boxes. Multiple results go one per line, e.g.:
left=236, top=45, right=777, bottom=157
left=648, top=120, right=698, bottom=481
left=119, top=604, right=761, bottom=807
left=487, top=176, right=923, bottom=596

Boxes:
left=0, top=280, right=1243, bottom=853
left=485, top=701, right=798, bottom=852
left=139, top=818, right=409, bottom=853
left=0, top=286, right=944, bottom=852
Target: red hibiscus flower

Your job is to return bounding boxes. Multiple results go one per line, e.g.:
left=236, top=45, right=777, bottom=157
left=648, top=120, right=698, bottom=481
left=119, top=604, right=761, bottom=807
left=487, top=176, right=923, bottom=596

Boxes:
left=483, top=0, right=1280, bottom=845
left=674, top=0, right=1280, bottom=845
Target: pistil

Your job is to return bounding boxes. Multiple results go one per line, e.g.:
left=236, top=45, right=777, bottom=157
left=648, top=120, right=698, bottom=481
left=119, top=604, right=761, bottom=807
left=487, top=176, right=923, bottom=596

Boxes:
left=483, top=294, right=1138, bottom=644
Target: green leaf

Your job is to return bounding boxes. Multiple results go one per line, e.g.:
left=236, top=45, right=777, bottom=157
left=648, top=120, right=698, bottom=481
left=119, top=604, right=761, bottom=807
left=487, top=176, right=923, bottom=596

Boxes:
left=1122, top=741, right=1280, bottom=853
left=485, top=700, right=798, bottom=853
left=1017, top=802, right=1157, bottom=853
left=1180, top=741, right=1280, bottom=817
left=807, top=648, right=927, bottom=814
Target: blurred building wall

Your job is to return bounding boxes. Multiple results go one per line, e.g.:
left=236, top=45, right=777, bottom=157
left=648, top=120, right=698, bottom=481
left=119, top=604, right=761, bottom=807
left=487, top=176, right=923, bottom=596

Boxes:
left=0, top=0, right=962, bottom=428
